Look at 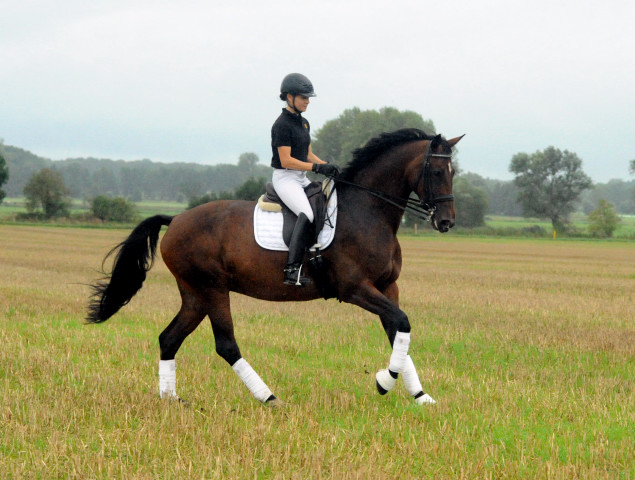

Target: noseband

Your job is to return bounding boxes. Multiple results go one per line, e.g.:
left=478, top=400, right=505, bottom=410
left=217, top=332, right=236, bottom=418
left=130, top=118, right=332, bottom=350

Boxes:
left=333, top=142, right=454, bottom=223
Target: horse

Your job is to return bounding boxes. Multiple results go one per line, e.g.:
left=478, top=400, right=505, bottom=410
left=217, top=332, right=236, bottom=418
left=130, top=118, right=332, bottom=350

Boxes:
left=87, top=128, right=463, bottom=406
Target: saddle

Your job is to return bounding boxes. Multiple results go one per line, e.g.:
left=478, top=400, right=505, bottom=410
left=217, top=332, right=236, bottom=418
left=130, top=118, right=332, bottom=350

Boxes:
left=257, top=180, right=332, bottom=247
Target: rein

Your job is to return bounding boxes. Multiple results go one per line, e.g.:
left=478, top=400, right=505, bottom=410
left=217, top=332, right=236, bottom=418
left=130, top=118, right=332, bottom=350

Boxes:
left=333, top=144, right=454, bottom=223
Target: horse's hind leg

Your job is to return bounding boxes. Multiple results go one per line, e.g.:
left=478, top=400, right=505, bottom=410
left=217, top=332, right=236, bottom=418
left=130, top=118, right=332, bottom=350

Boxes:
left=207, top=290, right=277, bottom=405
left=157, top=287, right=206, bottom=399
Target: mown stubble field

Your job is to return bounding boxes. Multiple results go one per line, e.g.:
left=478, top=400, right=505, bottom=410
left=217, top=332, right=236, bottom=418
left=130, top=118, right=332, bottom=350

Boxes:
left=0, top=225, right=633, bottom=479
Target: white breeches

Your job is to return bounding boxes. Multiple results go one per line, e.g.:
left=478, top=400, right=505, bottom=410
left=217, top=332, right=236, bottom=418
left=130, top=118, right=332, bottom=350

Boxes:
left=272, top=169, right=314, bottom=222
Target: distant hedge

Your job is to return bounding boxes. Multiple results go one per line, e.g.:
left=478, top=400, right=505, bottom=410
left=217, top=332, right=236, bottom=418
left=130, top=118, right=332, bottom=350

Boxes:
left=91, top=195, right=137, bottom=222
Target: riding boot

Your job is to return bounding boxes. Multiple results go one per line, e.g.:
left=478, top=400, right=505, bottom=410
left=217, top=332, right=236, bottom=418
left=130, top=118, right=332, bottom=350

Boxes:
left=283, top=213, right=314, bottom=286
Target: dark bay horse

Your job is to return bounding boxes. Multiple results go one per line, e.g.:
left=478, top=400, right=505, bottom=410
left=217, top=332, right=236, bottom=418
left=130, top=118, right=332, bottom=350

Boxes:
left=87, top=128, right=462, bottom=406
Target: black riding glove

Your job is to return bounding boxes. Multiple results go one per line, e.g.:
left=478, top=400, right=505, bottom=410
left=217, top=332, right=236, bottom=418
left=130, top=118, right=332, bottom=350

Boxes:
left=312, top=163, right=340, bottom=177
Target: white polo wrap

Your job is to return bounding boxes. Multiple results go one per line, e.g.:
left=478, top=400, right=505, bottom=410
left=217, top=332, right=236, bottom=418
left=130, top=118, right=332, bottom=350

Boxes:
left=232, top=358, right=273, bottom=403
left=376, top=369, right=397, bottom=392
left=388, top=331, right=410, bottom=374
left=158, top=359, right=177, bottom=398
left=402, top=355, right=423, bottom=396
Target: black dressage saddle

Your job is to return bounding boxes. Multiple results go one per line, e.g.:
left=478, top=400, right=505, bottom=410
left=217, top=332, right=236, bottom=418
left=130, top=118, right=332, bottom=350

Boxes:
left=257, top=181, right=330, bottom=247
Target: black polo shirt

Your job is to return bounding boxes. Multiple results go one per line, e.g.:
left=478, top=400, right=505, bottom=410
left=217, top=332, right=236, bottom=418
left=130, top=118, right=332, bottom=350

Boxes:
left=271, top=108, right=311, bottom=169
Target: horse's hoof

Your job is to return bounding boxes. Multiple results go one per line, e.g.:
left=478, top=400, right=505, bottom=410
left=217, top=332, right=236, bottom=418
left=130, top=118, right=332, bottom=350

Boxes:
left=375, top=369, right=396, bottom=395
left=265, top=397, right=286, bottom=408
left=376, top=380, right=388, bottom=395
left=160, top=393, right=188, bottom=405
left=415, top=393, right=436, bottom=405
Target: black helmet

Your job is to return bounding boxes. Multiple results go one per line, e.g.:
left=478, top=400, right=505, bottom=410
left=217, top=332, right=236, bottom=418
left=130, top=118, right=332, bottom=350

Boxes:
left=280, top=73, right=316, bottom=97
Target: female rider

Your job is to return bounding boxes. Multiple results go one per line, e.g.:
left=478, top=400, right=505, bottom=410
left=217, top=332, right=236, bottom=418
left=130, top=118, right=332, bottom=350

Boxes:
left=271, top=73, right=339, bottom=286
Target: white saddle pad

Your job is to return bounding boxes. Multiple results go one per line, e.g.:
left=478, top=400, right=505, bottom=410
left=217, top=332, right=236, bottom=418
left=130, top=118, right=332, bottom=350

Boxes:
left=253, top=189, right=338, bottom=252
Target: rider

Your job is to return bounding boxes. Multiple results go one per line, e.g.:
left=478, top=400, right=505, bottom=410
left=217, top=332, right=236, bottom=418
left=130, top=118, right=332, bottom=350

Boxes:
left=271, top=73, right=339, bottom=286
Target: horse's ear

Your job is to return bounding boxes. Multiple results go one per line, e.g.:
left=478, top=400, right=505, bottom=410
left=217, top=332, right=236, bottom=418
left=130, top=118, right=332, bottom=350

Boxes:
left=446, top=134, right=465, bottom=148
left=431, top=134, right=443, bottom=148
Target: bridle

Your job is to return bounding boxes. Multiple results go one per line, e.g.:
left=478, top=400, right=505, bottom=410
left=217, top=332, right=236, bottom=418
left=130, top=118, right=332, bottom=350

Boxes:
left=332, top=141, right=454, bottom=223
left=416, top=143, right=455, bottom=220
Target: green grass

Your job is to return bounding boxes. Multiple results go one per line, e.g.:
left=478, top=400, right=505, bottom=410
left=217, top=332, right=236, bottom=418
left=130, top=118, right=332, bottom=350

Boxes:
left=0, top=226, right=633, bottom=478
left=484, top=214, right=635, bottom=238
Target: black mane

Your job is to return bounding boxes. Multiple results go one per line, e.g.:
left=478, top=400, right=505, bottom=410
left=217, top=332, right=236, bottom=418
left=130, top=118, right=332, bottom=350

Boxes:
left=339, top=128, right=439, bottom=181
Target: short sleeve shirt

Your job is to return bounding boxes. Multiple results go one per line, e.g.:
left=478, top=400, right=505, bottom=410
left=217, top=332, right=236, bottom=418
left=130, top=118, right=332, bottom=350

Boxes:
left=271, top=108, right=311, bottom=169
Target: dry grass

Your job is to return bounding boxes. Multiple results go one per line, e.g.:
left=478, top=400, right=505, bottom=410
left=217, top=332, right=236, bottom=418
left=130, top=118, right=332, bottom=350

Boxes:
left=0, top=225, right=633, bottom=479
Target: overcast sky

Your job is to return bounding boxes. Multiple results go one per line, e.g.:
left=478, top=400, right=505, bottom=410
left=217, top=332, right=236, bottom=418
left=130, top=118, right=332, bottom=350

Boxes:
left=1, top=0, right=633, bottom=182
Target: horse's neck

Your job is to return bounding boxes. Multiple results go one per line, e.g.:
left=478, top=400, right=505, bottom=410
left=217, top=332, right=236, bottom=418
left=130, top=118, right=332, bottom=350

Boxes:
left=342, top=146, right=419, bottom=233
left=351, top=143, right=419, bottom=201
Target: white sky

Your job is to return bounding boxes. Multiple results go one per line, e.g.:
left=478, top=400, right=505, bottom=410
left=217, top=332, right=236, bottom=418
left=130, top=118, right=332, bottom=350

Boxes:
left=1, top=0, right=634, bottom=182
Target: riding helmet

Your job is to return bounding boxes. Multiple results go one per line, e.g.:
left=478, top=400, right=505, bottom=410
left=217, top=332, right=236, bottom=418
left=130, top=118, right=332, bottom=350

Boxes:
left=280, top=73, right=316, bottom=97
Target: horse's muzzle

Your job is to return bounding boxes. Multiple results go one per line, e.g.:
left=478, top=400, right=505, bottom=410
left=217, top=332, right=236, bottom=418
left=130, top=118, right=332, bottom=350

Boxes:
left=432, top=216, right=455, bottom=233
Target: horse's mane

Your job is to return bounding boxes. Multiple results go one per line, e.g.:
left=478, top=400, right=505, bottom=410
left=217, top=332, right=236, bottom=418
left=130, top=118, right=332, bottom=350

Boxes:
left=339, top=128, right=439, bottom=181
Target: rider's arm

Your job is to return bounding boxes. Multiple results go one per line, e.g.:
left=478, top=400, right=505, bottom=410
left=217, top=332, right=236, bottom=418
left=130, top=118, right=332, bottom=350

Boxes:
left=278, top=146, right=314, bottom=171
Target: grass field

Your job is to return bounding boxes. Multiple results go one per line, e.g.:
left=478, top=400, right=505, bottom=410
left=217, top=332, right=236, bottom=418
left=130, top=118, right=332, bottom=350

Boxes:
left=0, top=225, right=633, bottom=479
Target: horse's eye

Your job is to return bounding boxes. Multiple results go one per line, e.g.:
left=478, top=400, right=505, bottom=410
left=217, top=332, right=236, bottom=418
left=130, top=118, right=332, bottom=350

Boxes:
left=433, top=170, right=443, bottom=177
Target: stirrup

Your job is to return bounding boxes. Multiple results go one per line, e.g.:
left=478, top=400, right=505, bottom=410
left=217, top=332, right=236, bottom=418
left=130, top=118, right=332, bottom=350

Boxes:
left=283, top=264, right=312, bottom=286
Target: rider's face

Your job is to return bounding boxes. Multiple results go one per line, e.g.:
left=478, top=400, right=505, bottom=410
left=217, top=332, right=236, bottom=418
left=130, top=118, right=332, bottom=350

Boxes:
left=287, top=94, right=310, bottom=112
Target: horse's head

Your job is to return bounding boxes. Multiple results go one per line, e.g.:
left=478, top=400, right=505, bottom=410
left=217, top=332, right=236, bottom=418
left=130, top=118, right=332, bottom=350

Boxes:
left=417, top=134, right=464, bottom=233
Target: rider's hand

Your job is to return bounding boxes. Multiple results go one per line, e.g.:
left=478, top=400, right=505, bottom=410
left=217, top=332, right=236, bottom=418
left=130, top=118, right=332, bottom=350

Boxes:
left=312, top=163, right=340, bottom=177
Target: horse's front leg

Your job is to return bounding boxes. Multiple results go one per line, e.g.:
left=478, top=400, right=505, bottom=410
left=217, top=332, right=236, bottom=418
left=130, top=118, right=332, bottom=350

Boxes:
left=350, top=281, right=436, bottom=405
left=346, top=282, right=410, bottom=390
left=381, top=282, right=436, bottom=404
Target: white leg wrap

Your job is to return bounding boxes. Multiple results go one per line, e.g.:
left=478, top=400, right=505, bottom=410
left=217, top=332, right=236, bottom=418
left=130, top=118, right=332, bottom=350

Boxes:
left=402, top=355, right=423, bottom=396
left=232, top=358, right=273, bottom=403
left=376, top=369, right=397, bottom=393
left=159, top=359, right=177, bottom=399
left=388, top=331, right=410, bottom=374
left=403, top=355, right=437, bottom=405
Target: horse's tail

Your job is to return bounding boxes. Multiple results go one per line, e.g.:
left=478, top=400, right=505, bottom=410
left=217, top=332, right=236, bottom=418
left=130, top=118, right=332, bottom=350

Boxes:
left=86, top=214, right=173, bottom=323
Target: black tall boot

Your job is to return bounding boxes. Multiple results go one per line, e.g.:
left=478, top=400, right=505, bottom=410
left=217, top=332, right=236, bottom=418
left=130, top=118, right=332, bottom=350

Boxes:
left=283, top=213, right=314, bottom=286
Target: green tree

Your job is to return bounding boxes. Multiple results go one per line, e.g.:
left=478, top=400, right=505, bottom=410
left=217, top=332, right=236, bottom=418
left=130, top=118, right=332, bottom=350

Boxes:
left=629, top=159, right=635, bottom=175
left=91, top=195, right=137, bottom=222
left=587, top=199, right=620, bottom=238
left=238, top=152, right=260, bottom=177
left=453, top=177, right=489, bottom=228
left=312, top=107, right=435, bottom=167
left=187, top=190, right=235, bottom=209
left=509, top=146, right=592, bottom=232
left=61, top=163, right=91, bottom=198
left=0, top=144, right=8, bottom=204
left=23, top=168, right=71, bottom=218
left=234, top=177, right=267, bottom=201
left=91, top=166, right=119, bottom=196
left=580, top=179, right=635, bottom=215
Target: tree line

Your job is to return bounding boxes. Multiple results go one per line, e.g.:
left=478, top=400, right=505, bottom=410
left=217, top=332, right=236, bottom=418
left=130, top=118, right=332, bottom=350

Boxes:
left=0, top=147, right=271, bottom=202
left=1, top=106, right=633, bottom=235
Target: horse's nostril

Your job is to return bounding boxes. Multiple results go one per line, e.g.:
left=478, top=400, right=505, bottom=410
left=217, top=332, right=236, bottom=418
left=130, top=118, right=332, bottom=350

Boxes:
left=437, top=219, right=452, bottom=233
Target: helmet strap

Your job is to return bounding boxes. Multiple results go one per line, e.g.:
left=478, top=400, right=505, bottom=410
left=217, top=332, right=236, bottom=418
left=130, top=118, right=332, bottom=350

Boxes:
left=286, top=94, right=301, bottom=114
